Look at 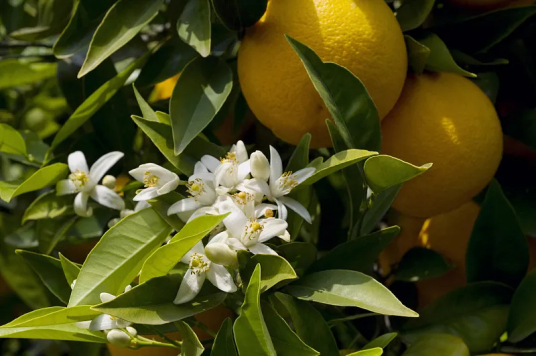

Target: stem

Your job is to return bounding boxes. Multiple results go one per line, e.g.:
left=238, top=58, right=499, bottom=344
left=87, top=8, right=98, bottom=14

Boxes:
left=328, top=313, right=377, bottom=326
left=133, top=336, right=181, bottom=350
left=186, top=319, right=217, bottom=338
left=144, top=325, right=183, bottom=348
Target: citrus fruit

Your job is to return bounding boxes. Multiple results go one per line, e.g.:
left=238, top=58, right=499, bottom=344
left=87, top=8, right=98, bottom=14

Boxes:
left=238, top=0, right=407, bottom=148
left=149, top=75, right=179, bottom=102
left=381, top=72, right=503, bottom=218
left=445, top=0, right=534, bottom=10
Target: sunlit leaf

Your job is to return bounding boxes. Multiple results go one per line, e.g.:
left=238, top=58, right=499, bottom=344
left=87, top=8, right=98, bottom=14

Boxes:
left=177, top=0, right=211, bottom=57
left=364, top=155, right=431, bottom=194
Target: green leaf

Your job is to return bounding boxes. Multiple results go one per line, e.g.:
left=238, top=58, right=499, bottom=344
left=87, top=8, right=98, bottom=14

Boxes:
left=133, top=84, right=160, bottom=122
left=69, top=208, right=172, bottom=307
left=59, top=253, right=81, bottom=287
left=50, top=54, right=149, bottom=150
left=0, top=323, right=106, bottom=343
left=175, top=320, right=204, bottom=356
left=302, top=149, right=377, bottom=186
left=211, top=318, right=237, bottom=356
left=170, top=56, right=233, bottom=155
left=402, top=282, right=512, bottom=353
left=5, top=223, right=38, bottom=249
left=0, top=163, right=69, bottom=203
left=360, top=185, right=401, bottom=235
left=451, top=50, right=509, bottom=67
left=402, top=334, right=469, bottom=356
left=417, top=33, right=476, bottom=78
left=177, top=0, right=211, bottom=57
left=396, top=0, right=435, bottom=32
left=405, top=35, right=431, bottom=75
left=0, top=124, right=27, bottom=156
left=132, top=115, right=225, bottom=175
left=139, top=213, right=228, bottom=283
left=261, top=301, right=319, bottom=356
left=93, top=274, right=227, bottom=325
left=78, top=0, right=163, bottom=77
left=22, top=190, right=73, bottom=224
left=507, top=270, right=536, bottom=342
left=37, top=216, right=78, bottom=255
left=395, top=247, right=452, bottom=282
left=0, top=59, right=57, bottom=90
left=364, top=155, right=431, bottom=194
left=308, top=226, right=400, bottom=273
left=233, top=265, right=276, bottom=356
left=2, top=306, right=99, bottom=328
left=275, top=293, right=339, bottom=356
left=277, top=242, right=317, bottom=277
left=286, top=36, right=381, bottom=151
left=16, top=250, right=72, bottom=305
left=238, top=252, right=298, bottom=292
left=363, top=333, right=398, bottom=349
left=211, top=0, right=268, bottom=31
left=346, top=349, right=383, bottom=356
left=466, top=180, right=529, bottom=288
left=286, top=270, right=418, bottom=317
left=148, top=192, right=186, bottom=232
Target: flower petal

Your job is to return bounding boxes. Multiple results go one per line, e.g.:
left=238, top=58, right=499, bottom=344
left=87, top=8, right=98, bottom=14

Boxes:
left=293, top=167, right=316, bottom=184
left=220, top=201, right=248, bottom=237
left=207, top=264, right=237, bottom=293
left=56, top=179, right=76, bottom=196
left=208, top=231, right=229, bottom=245
left=173, top=270, right=205, bottom=304
left=276, top=199, right=288, bottom=221
left=255, top=203, right=278, bottom=218
left=89, top=314, right=116, bottom=331
left=269, top=146, right=283, bottom=187
left=249, top=243, right=278, bottom=255
left=237, top=160, right=251, bottom=182
left=235, top=140, right=248, bottom=163
left=90, top=185, right=125, bottom=211
left=194, top=161, right=209, bottom=174
left=129, top=163, right=178, bottom=184
left=134, top=200, right=151, bottom=211
left=187, top=206, right=220, bottom=223
left=157, top=177, right=180, bottom=195
left=191, top=241, right=205, bottom=255
left=133, top=187, right=160, bottom=201
left=259, top=218, right=288, bottom=243
left=227, top=237, right=247, bottom=251
left=89, top=151, right=124, bottom=183
left=244, top=178, right=272, bottom=198
left=68, top=151, right=88, bottom=173
left=214, top=162, right=233, bottom=188
left=167, top=197, right=201, bottom=215
left=201, top=155, right=220, bottom=172
left=277, top=196, right=312, bottom=224
left=74, top=192, right=92, bottom=217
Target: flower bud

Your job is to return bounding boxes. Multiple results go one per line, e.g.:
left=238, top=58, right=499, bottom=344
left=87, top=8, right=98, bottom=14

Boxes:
left=250, top=151, right=270, bottom=181
left=107, top=329, right=131, bottom=348
left=102, top=175, right=117, bottom=190
left=205, top=243, right=237, bottom=266
left=126, top=326, right=137, bottom=337
left=120, top=209, right=135, bottom=219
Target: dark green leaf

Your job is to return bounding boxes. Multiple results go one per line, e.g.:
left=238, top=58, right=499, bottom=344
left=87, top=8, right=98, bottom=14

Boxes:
left=177, top=0, right=211, bottom=57
left=211, top=318, right=237, bottom=356
left=59, top=253, right=81, bottom=287
left=395, top=247, right=452, bottom=282
left=402, top=333, right=469, bottom=356
left=347, top=349, right=382, bottom=356
left=507, top=270, right=536, bottom=342
left=0, top=60, right=57, bottom=90
left=37, top=217, right=78, bottom=255
left=133, top=85, right=160, bottom=122
left=175, top=320, right=204, bottom=356
left=22, top=190, right=73, bottom=224
left=277, top=242, right=317, bottom=277
left=417, top=33, right=476, bottom=77
left=364, top=155, right=431, bottom=194
left=211, top=0, right=268, bottom=31
left=396, top=0, right=435, bottom=32
left=360, top=185, right=401, bottom=235
left=0, top=123, right=27, bottom=156
left=363, top=333, right=398, bottom=349
left=148, top=192, right=186, bottom=232
left=4, top=223, right=38, bottom=249
left=405, top=35, right=431, bottom=74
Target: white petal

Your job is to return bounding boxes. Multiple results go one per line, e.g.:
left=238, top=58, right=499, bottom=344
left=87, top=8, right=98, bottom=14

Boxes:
left=214, top=162, right=233, bottom=188
left=68, top=151, right=88, bottom=173
left=90, top=185, right=125, bottom=211
left=173, top=270, right=205, bottom=304
left=201, top=155, right=220, bottom=172
left=74, top=192, right=92, bottom=217
left=259, top=218, right=288, bottom=243
left=276, top=199, right=288, bottom=220
left=89, top=151, right=124, bottom=183
left=133, top=187, right=160, bottom=201
left=157, top=177, right=180, bottom=195
left=237, top=160, right=251, bottom=182
left=249, top=243, right=278, bottom=255
left=89, top=314, right=116, bottom=331
left=167, top=197, right=201, bottom=215
left=134, top=200, right=151, bottom=211
left=255, top=203, right=278, bottom=218
left=208, top=231, right=230, bottom=245
left=129, top=163, right=178, bottom=184
left=244, top=178, right=272, bottom=198
left=293, top=167, right=316, bottom=184
left=207, top=265, right=237, bottom=292
left=187, top=206, right=219, bottom=223
left=194, top=161, right=209, bottom=174
left=190, top=241, right=206, bottom=255
left=189, top=172, right=214, bottom=182
left=250, top=151, right=271, bottom=181
left=100, top=292, right=116, bottom=303
left=279, top=230, right=291, bottom=242
left=234, top=140, right=248, bottom=163
left=56, top=179, right=76, bottom=196
left=278, top=196, right=312, bottom=224
left=222, top=209, right=248, bottom=237
left=269, top=146, right=283, bottom=187
left=227, top=237, right=247, bottom=251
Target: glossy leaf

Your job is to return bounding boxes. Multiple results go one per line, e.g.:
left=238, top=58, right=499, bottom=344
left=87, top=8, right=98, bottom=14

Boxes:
left=2, top=306, right=99, bottom=328
left=405, top=35, right=431, bottom=75
left=59, top=253, right=81, bottom=286
left=360, top=185, right=401, bottom=235
left=148, top=191, right=186, bottom=232
left=16, top=250, right=72, bottom=305
left=0, top=60, right=57, bottom=90
left=275, top=293, right=339, bottom=356
left=364, top=155, right=431, bottom=194
left=238, top=252, right=298, bottom=291
left=308, top=226, right=400, bottom=273
left=139, top=213, right=228, bottom=283
left=347, top=349, right=383, bottom=356
left=94, top=274, right=227, bottom=325
left=133, top=84, right=160, bottom=122
left=233, top=265, right=277, bottom=355
left=37, top=216, right=78, bottom=255
left=22, top=190, right=73, bottom=224
left=396, top=0, right=435, bottom=32
left=417, top=33, right=476, bottom=77
left=78, top=0, right=163, bottom=77
left=177, top=0, right=211, bottom=57
left=363, top=333, right=398, bottom=349
left=277, top=242, right=317, bottom=277
left=0, top=163, right=69, bottom=203
left=286, top=270, right=418, bottom=317
left=0, top=323, right=106, bottom=343
left=395, top=247, right=452, bottom=282
left=402, top=334, right=469, bottom=356
left=211, top=0, right=268, bottom=31
left=69, top=209, right=172, bottom=306
left=261, top=301, right=319, bottom=356
left=466, top=180, right=529, bottom=288
left=175, top=321, right=204, bottom=356
left=0, top=123, right=27, bottom=156
left=302, top=149, right=377, bottom=186
left=507, top=270, right=536, bottom=342
left=50, top=54, right=149, bottom=150
left=170, top=56, right=233, bottom=154
left=287, top=36, right=381, bottom=151
left=211, top=318, right=237, bottom=356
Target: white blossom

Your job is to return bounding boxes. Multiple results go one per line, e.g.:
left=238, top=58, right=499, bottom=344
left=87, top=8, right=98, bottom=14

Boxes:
left=129, top=163, right=180, bottom=201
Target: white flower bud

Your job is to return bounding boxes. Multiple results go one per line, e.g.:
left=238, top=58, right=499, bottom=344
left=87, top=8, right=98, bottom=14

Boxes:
left=250, top=151, right=270, bottom=181
left=205, top=243, right=237, bottom=266
left=107, top=218, right=120, bottom=228
left=120, top=209, right=135, bottom=219
left=102, top=175, right=117, bottom=190
left=126, top=326, right=137, bottom=337
left=107, top=329, right=131, bottom=348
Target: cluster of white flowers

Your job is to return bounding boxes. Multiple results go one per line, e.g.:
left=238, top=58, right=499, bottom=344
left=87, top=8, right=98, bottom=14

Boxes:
left=59, top=141, right=314, bottom=308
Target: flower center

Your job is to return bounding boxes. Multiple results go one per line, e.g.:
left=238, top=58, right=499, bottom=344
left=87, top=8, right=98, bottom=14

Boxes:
left=69, top=170, right=89, bottom=190
left=189, top=253, right=210, bottom=274
left=232, top=191, right=254, bottom=206
left=265, top=209, right=274, bottom=218
left=278, top=171, right=299, bottom=194
left=187, top=179, right=205, bottom=198
left=243, top=219, right=264, bottom=242
left=143, top=172, right=159, bottom=187
left=220, top=151, right=238, bottom=164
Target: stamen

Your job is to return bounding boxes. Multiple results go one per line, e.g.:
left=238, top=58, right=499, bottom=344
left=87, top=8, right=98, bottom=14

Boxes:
left=189, top=253, right=210, bottom=273
left=187, top=178, right=205, bottom=199
left=265, top=209, right=274, bottom=218
left=69, top=170, right=89, bottom=189
left=278, top=171, right=299, bottom=194
left=232, top=191, right=254, bottom=205
left=243, top=219, right=264, bottom=241
left=143, top=171, right=159, bottom=187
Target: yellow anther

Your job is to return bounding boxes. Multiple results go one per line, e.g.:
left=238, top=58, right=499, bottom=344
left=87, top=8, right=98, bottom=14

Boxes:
left=69, top=170, right=89, bottom=188
left=265, top=209, right=274, bottom=218
left=251, top=222, right=262, bottom=231
left=191, top=259, right=201, bottom=268
left=238, top=191, right=246, bottom=199
left=190, top=183, right=201, bottom=192
left=143, top=171, right=159, bottom=187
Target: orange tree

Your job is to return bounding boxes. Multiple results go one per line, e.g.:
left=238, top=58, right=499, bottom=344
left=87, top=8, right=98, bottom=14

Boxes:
left=1, top=0, right=536, bottom=355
